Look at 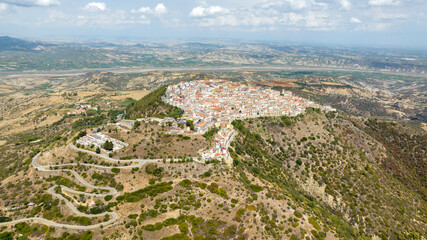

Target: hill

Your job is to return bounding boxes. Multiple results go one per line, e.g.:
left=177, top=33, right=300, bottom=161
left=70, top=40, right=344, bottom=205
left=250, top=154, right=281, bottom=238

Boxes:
left=0, top=75, right=425, bottom=240
left=125, top=85, right=183, bottom=119
left=229, top=109, right=426, bottom=239
left=0, top=36, right=51, bottom=51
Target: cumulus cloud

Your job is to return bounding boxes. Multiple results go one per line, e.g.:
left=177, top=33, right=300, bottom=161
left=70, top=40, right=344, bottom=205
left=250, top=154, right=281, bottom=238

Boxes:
left=350, top=17, right=361, bottom=23
left=189, top=5, right=228, bottom=17
left=154, top=3, right=167, bottom=14
left=0, top=0, right=59, bottom=7
left=131, top=3, right=167, bottom=15
left=189, top=2, right=337, bottom=31
left=132, top=6, right=150, bottom=14
left=34, top=0, right=58, bottom=6
left=0, top=2, right=7, bottom=11
left=368, top=0, right=400, bottom=6
left=83, top=2, right=106, bottom=12
left=286, top=0, right=310, bottom=10
left=338, top=0, right=351, bottom=10
left=285, top=0, right=329, bottom=10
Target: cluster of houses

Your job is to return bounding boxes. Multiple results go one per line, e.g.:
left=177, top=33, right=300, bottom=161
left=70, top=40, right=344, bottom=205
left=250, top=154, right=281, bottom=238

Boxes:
left=163, top=80, right=312, bottom=134
left=67, top=104, right=98, bottom=115
left=201, top=127, right=234, bottom=161
left=162, top=80, right=317, bottom=161
left=76, top=132, right=128, bottom=151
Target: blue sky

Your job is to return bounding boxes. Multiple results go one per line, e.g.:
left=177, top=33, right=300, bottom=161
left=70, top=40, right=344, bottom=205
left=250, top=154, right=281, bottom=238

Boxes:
left=0, top=0, right=426, bottom=47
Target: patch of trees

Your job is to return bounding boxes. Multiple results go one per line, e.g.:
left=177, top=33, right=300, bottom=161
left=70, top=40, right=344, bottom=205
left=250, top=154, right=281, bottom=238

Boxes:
left=66, top=216, right=92, bottom=226
left=126, top=85, right=184, bottom=119
left=116, top=181, right=173, bottom=202
left=0, top=216, right=11, bottom=222
left=103, top=140, right=114, bottom=151
left=46, top=176, right=86, bottom=192
left=145, top=164, right=164, bottom=177
left=72, top=114, right=107, bottom=130
left=202, top=127, right=219, bottom=140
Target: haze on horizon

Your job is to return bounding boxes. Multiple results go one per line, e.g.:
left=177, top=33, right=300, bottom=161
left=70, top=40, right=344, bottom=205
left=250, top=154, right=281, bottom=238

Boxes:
left=0, top=0, right=426, bottom=48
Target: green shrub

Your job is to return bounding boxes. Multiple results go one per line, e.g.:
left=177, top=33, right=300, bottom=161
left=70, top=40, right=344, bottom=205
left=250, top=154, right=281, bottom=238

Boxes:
left=179, top=222, right=189, bottom=234
left=179, top=179, right=192, bottom=188
left=294, top=210, right=303, bottom=218
left=0, top=232, right=13, bottom=240
left=201, top=171, right=211, bottom=178
left=309, top=217, right=321, bottom=230
left=249, top=184, right=263, bottom=192
left=236, top=208, right=245, bottom=217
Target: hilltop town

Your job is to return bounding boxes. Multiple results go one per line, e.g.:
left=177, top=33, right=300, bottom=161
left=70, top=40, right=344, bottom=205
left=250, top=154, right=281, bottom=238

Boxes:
left=163, top=80, right=331, bottom=162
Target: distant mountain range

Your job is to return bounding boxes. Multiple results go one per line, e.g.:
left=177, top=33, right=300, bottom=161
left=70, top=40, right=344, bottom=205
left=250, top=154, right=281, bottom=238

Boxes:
left=0, top=36, right=426, bottom=74
left=0, top=36, right=54, bottom=51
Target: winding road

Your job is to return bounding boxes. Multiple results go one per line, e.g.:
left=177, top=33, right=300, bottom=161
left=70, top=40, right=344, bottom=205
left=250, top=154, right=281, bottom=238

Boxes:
left=0, top=143, right=203, bottom=230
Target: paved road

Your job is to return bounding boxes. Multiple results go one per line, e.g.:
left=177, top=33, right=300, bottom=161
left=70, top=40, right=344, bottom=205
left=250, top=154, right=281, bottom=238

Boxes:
left=0, top=143, right=204, bottom=230
left=0, top=151, right=119, bottom=230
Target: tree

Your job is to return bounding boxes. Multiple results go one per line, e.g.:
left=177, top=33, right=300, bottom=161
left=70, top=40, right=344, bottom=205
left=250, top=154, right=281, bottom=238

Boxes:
left=96, top=147, right=101, bottom=154
left=186, top=120, right=194, bottom=130
left=103, top=140, right=114, bottom=151
left=133, top=121, right=141, bottom=130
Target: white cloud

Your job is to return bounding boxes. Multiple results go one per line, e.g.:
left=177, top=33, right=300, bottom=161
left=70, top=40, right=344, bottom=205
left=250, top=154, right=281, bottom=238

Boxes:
left=287, top=0, right=309, bottom=10
left=131, top=3, right=167, bottom=15
left=305, top=11, right=335, bottom=30
left=368, top=0, right=400, bottom=6
left=189, top=6, right=228, bottom=17
left=132, top=6, right=150, bottom=14
left=191, top=2, right=338, bottom=31
left=284, top=0, right=328, bottom=10
left=139, top=15, right=150, bottom=24
left=350, top=17, right=361, bottom=23
left=355, top=22, right=392, bottom=31
left=338, top=0, right=351, bottom=10
left=45, top=9, right=67, bottom=23
left=0, top=2, right=7, bottom=11
left=0, top=0, right=59, bottom=7
left=373, top=11, right=406, bottom=20
left=154, top=3, right=167, bottom=15
left=84, top=2, right=106, bottom=12
left=35, top=0, right=58, bottom=7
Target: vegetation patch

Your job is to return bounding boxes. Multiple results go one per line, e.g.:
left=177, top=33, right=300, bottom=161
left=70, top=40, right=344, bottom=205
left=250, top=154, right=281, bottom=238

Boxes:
left=116, top=181, right=173, bottom=202
left=126, top=85, right=183, bottom=119
left=249, top=184, right=263, bottom=192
